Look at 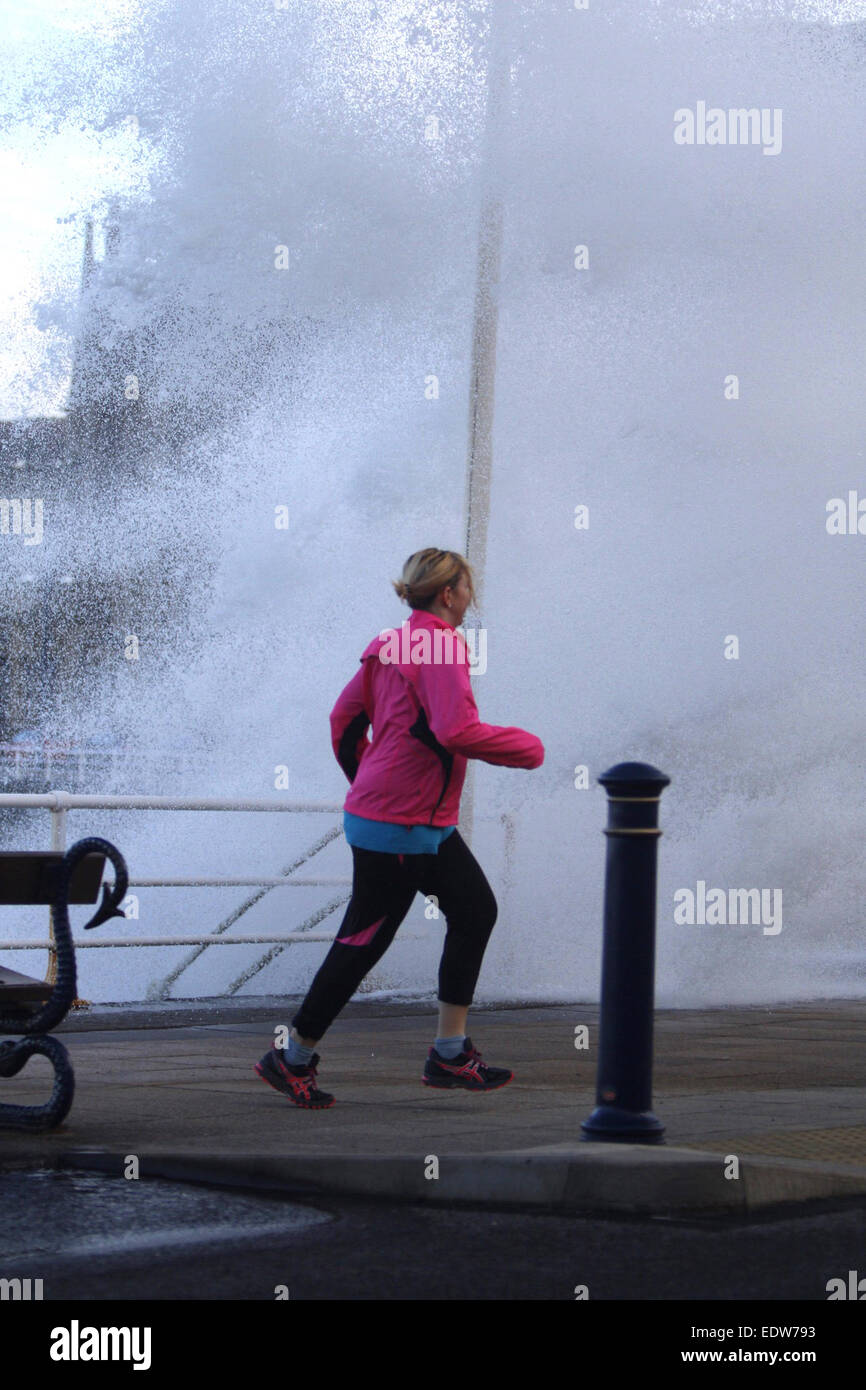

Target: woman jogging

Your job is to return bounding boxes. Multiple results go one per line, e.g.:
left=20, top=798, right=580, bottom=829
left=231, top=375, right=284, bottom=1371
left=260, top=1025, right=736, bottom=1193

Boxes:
left=255, top=547, right=544, bottom=1109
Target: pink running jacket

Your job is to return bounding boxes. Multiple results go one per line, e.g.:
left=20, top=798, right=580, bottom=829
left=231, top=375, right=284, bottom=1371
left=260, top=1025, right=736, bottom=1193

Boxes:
left=330, top=607, right=544, bottom=828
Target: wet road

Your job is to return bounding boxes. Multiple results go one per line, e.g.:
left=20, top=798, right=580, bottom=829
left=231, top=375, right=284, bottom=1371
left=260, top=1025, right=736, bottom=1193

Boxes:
left=1, top=1170, right=865, bottom=1301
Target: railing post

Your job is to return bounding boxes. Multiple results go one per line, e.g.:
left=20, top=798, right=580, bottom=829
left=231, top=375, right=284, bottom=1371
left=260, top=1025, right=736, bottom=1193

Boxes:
left=581, top=761, right=670, bottom=1145
left=49, top=791, right=68, bottom=851
left=46, top=791, right=69, bottom=987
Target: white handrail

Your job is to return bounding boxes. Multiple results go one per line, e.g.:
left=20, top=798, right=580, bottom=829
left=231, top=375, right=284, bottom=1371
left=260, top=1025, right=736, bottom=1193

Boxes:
left=0, top=790, right=515, bottom=1001
left=0, top=793, right=353, bottom=979
left=123, top=878, right=352, bottom=887
left=0, top=935, right=410, bottom=948
left=0, top=792, right=343, bottom=811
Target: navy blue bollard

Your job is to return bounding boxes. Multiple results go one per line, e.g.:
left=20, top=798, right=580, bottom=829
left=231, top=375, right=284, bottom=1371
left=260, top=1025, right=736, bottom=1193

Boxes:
left=581, top=761, right=670, bottom=1144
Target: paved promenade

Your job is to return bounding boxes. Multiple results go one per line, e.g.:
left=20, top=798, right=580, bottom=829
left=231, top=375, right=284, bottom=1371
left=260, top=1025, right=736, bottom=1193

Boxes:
left=2, top=999, right=865, bottom=1215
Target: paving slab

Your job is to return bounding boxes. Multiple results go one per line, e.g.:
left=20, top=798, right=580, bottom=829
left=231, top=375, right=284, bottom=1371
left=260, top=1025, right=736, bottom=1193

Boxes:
left=2, top=1000, right=865, bottom=1215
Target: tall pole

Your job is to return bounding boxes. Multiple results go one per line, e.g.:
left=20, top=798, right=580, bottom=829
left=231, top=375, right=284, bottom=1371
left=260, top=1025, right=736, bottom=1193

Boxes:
left=460, top=0, right=511, bottom=851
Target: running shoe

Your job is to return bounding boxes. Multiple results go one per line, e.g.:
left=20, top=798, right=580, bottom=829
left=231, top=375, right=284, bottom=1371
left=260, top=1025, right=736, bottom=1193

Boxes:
left=421, top=1036, right=513, bottom=1091
left=254, top=1046, right=335, bottom=1109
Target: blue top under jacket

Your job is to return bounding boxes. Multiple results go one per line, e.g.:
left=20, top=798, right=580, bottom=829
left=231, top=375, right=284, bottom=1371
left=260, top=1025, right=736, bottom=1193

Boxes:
left=343, top=810, right=457, bottom=854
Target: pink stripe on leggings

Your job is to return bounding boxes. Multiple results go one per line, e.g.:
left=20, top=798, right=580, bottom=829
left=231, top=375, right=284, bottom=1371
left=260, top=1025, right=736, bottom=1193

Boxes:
left=339, top=914, right=387, bottom=947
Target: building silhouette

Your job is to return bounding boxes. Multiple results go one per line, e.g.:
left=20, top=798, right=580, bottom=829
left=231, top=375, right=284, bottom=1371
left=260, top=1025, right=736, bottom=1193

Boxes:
left=0, top=215, right=189, bottom=775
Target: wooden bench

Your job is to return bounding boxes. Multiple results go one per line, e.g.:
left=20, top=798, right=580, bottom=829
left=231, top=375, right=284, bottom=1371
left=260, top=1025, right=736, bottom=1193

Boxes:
left=0, top=838, right=128, bottom=1130
left=0, top=849, right=106, bottom=905
left=0, top=964, right=53, bottom=1007
left=0, top=851, right=107, bottom=1012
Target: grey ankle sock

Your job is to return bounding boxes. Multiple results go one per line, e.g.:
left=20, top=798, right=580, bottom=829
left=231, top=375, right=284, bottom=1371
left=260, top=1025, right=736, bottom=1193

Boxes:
left=434, top=1034, right=466, bottom=1060
left=283, top=1036, right=315, bottom=1066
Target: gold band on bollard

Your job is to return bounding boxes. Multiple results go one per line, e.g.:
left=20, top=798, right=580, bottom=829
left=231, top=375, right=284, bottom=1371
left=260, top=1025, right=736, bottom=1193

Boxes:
left=603, top=827, right=663, bottom=836
left=605, top=795, right=662, bottom=803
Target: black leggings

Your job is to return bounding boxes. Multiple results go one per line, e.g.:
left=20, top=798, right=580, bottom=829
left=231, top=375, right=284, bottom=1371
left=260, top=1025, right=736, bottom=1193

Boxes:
left=291, top=829, right=498, bottom=1041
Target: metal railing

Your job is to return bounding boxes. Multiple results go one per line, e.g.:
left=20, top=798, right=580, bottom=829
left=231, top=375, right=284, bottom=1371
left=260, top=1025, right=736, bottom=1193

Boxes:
left=0, top=791, right=515, bottom=1000
left=0, top=793, right=357, bottom=999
